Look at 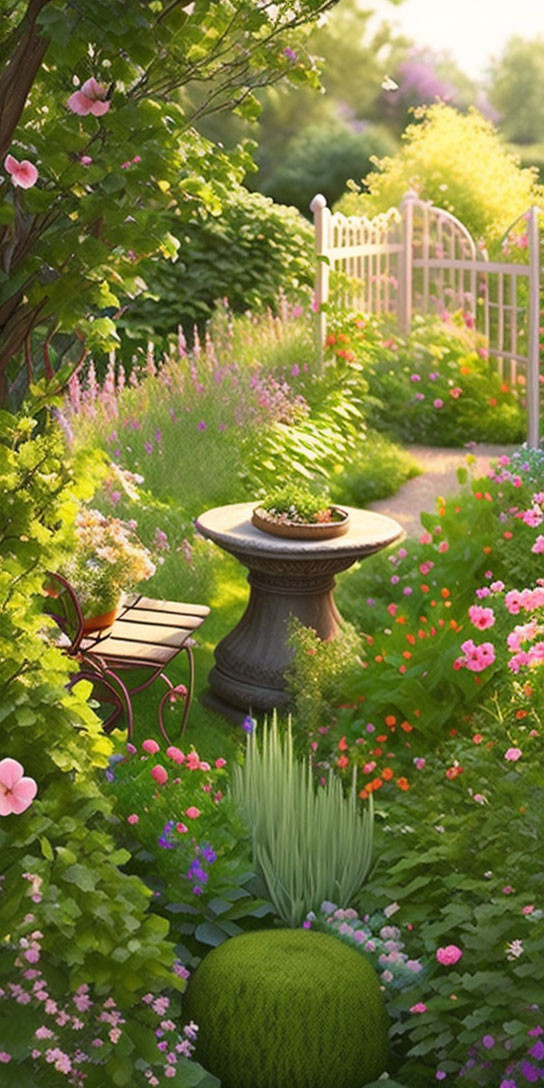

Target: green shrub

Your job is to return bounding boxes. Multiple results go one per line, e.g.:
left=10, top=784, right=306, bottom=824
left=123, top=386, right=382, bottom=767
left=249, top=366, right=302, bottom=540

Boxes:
left=183, top=928, right=390, bottom=1088
left=285, top=616, right=364, bottom=739
left=335, top=103, right=543, bottom=249
left=330, top=429, right=421, bottom=505
left=231, top=717, right=373, bottom=927
left=325, top=309, right=526, bottom=446
left=0, top=400, right=209, bottom=1083
left=117, top=188, right=315, bottom=355
left=261, top=120, right=398, bottom=216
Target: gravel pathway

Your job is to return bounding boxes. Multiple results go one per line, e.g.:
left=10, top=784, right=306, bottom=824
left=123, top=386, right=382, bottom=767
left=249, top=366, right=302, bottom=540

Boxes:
left=367, top=443, right=518, bottom=537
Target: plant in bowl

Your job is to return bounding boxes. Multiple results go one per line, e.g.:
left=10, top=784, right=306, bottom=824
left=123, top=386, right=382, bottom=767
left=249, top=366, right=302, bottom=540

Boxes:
left=252, top=484, right=350, bottom=540
left=62, top=507, right=156, bottom=629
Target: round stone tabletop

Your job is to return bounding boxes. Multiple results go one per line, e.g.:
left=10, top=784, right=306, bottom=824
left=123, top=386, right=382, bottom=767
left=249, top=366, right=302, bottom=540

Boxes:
left=195, top=503, right=404, bottom=561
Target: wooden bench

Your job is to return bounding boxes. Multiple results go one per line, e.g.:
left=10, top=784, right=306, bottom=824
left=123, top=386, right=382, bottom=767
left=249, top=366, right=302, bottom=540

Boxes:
left=44, top=574, right=210, bottom=742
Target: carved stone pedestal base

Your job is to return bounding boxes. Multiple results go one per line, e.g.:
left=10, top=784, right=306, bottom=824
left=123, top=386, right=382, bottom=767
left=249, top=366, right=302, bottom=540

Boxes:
left=195, top=502, right=403, bottom=716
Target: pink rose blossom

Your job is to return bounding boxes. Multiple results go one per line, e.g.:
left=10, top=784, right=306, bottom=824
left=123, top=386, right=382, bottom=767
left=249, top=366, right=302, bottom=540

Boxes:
left=532, top=535, right=544, bottom=554
left=151, top=765, right=168, bottom=785
left=410, top=1002, right=428, bottom=1013
left=4, top=154, right=38, bottom=189
left=127, top=814, right=139, bottom=825
left=186, top=752, right=200, bottom=770
left=215, top=757, right=226, bottom=768
left=67, top=77, right=110, bottom=117
left=436, top=944, right=463, bottom=965
left=0, top=758, right=37, bottom=816
left=185, top=806, right=201, bottom=819
left=142, top=738, right=160, bottom=754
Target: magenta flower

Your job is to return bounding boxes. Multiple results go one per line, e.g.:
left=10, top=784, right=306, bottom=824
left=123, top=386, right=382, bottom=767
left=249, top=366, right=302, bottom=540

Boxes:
left=4, top=154, right=38, bottom=189
left=410, top=1002, right=428, bottom=1013
left=67, top=77, right=110, bottom=117
left=142, top=738, right=160, bottom=754
left=151, top=765, right=168, bottom=786
left=433, top=398, right=444, bottom=409
left=468, top=605, right=495, bottom=630
left=185, top=806, right=201, bottom=819
left=436, top=944, right=463, bottom=965
left=127, top=813, right=139, bottom=825
left=165, top=746, right=185, bottom=764
left=504, top=747, right=522, bottom=762
left=459, top=639, right=496, bottom=672
left=0, top=758, right=37, bottom=816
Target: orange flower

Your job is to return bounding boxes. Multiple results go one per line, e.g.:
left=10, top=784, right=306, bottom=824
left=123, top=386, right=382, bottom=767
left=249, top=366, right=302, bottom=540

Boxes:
left=483, top=546, right=492, bottom=554
left=396, top=777, right=410, bottom=791
left=358, top=789, right=369, bottom=800
left=372, top=748, right=383, bottom=757
left=338, top=736, right=348, bottom=750
left=488, top=397, right=497, bottom=407
left=399, top=665, right=407, bottom=673
left=368, top=778, right=383, bottom=792
left=402, top=650, right=412, bottom=659
left=400, top=721, right=413, bottom=733
left=503, top=531, right=513, bottom=540
left=385, top=715, right=396, bottom=726
left=382, top=767, right=394, bottom=781
left=441, top=588, right=450, bottom=599
left=337, top=755, right=349, bottom=769
left=376, top=734, right=387, bottom=743
left=515, top=709, right=527, bottom=719
left=406, top=633, right=416, bottom=645
left=420, top=583, right=429, bottom=593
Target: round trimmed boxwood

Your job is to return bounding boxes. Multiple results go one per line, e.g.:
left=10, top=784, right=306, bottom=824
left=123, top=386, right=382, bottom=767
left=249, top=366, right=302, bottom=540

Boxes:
left=183, top=927, right=390, bottom=1088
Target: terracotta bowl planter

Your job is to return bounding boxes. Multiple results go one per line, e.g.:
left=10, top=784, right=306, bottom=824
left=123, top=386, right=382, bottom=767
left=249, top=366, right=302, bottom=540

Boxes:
left=251, top=506, right=350, bottom=541
left=81, top=603, right=121, bottom=634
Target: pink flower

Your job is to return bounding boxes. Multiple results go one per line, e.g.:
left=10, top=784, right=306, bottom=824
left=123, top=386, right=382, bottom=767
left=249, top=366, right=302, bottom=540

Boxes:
left=4, top=154, right=38, bottom=189
left=151, top=765, right=168, bottom=785
left=215, top=757, right=226, bottom=768
left=504, top=747, right=522, bottom=762
left=165, top=746, right=185, bottom=764
left=502, top=886, right=514, bottom=894
left=0, top=758, right=37, bottom=815
left=433, top=398, right=444, bottom=409
left=468, top=605, right=495, bottom=630
left=436, top=944, right=463, bottom=965
left=459, top=639, right=496, bottom=672
left=532, top=535, right=544, bottom=554
left=176, top=822, right=188, bottom=834
left=186, top=752, right=200, bottom=770
left=410, top=1002, right=428, bottom=1013
left=413, top=758, right=426, bottom=770
left=126, top=814, right=139, bottom=825
left=522, top=905, right=535, bottom=915
left=142, top=738, right=160, bottom=754
left=198, top=761, right=211, bottom=771
left=185, top=806, right=200, bottom=819
left=67, top=77, right=110, bottom=117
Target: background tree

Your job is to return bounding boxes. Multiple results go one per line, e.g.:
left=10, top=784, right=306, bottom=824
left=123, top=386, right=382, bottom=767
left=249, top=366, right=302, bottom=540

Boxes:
left=487, top=36, right=544, bottom=146
left=0, top=0, right=341, bottom=405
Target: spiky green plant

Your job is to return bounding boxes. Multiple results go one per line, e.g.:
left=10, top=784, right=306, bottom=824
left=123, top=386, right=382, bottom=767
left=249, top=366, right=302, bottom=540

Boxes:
left=183, top=928, right=389, bottom=1088
left=230, top=715, right=373, bottom=926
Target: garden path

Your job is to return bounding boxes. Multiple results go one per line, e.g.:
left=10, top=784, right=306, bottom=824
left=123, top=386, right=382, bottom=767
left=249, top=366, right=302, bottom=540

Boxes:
left=367, top=443, right=519, bottom=537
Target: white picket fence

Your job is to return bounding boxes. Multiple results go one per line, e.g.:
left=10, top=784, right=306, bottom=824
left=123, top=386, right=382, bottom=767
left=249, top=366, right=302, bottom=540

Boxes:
left=311, top=191, right=542, bottom=447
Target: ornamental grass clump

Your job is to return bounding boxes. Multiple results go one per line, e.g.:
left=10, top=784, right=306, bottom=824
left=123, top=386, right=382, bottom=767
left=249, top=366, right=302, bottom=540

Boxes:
left=182, top=928, right=389, bottom=1088
left=231, top=715, right=373, bottom=926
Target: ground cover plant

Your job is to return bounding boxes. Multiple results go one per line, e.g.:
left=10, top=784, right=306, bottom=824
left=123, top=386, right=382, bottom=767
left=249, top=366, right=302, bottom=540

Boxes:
left=324, top=307, right=527, bottom=446
left=285, top=447, right=544, bottom=1085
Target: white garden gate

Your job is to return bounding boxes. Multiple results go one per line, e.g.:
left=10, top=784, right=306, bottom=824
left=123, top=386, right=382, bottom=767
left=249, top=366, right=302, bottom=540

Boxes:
left=311, top=191, right=542, bottom=447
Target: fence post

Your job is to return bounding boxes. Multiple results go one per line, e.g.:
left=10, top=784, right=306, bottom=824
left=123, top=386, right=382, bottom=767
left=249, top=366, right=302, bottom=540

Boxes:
left=310, top=194, right=331, bottom=368
left=398, top=190, right=417, bottom=334
left=527, top=205, right=541, bottom=449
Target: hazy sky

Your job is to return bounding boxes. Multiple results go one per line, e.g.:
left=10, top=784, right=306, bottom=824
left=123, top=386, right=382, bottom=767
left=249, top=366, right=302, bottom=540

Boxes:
left=369, top=0, right=544, bottom=81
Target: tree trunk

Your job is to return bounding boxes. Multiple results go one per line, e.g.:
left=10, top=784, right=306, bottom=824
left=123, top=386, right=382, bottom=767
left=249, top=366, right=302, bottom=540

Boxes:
left=0, top=0, right=52, bottom=162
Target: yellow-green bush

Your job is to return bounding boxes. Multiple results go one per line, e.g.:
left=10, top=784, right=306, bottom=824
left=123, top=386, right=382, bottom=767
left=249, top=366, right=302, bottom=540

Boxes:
left=335, top=104, right=544, bottom=249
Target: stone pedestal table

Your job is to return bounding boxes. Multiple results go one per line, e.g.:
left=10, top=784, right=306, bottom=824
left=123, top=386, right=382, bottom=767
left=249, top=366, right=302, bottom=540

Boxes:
left=195, top=502, right=403, bottom=718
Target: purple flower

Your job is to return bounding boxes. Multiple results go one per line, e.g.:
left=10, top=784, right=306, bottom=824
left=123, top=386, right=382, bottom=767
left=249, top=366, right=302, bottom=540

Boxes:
left=144, top=440, right=153, bottom=454
left=200, top=844, right=216, bottom=863
left=192, top=885, right=203, bottom=896
left=283, top=47, right=297, bottom=61
left=482, top=1035, right=495, bottom=1049
left=520, top=1062, right=540, bottom=1082
left=291, top=364, right=300, bottom=377
left=242, top=715, right=255, bottom=735
left=530, top=1041, right=544, bottom=1060
left=197, top=421, right=207, bottom=431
